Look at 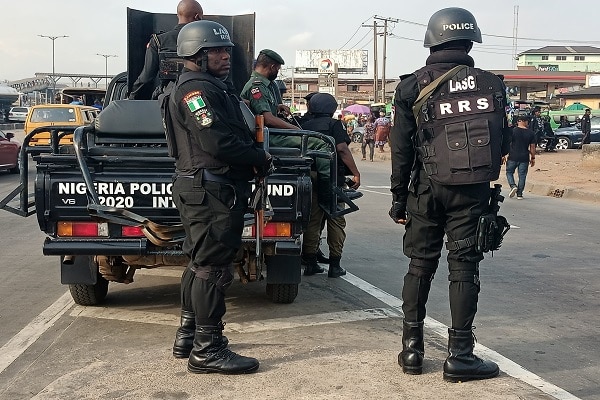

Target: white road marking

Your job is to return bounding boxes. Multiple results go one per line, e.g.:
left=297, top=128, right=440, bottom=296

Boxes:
left=339, top=270, right=581, bottom=400
left=70, top=306, right=400, bottom=333
left=363, top=185, right=391, bottom=189
left=360, top=188, right=392, bottom=196
left=0, top=291, right=74, bottom=374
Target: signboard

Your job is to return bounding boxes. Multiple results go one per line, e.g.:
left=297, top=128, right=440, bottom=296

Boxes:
left=295, top=49, right=367, bottom=74
left=588, top=75, right=600, bottom=87
left=537, top=65, right=559, bottom=72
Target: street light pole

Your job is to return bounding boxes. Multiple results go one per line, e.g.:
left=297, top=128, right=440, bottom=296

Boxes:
left=38, top=34, right=68, bottom=103
left=96, top=53, right=117, bottom=88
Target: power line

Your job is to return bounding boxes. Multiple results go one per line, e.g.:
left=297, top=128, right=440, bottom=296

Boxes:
left=338, top=16, right=374, bottom=50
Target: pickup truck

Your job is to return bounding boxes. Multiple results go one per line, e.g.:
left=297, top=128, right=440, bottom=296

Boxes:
left=0, top=9, right=359, bottom=306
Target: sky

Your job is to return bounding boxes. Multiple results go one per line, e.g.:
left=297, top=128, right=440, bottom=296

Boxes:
left=1, top=0, right=600, bottom=84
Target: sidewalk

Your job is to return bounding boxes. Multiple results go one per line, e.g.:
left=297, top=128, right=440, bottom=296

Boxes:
left=350, top=143, right=600, bottom=204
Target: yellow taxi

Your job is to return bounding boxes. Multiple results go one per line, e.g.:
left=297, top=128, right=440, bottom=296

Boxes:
left=24, top=104, right=100, bottom=146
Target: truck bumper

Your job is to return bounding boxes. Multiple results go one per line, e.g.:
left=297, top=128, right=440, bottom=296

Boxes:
left=43, top=237, right=166, bottom=256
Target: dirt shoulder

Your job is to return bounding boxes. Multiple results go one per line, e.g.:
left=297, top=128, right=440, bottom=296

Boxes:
left=349, top=143, right=600, bottom=204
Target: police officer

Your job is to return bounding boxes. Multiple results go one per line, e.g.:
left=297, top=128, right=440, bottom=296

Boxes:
left=161, top=20, right=272, bottom=374
left=241, top=51, right=338, bottom=214
left=300, top=93, right=361, bottom=278
left=389, top=8, right=510, bottom=382
left=129, top=0, right=203, bottom=100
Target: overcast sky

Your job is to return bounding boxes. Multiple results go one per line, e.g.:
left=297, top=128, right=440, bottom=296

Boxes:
left=1, top=0, right=599, bottom=83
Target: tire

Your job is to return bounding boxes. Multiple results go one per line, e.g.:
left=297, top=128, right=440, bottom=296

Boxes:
left=555, top=137, right=571, bottom=150
left=265, top=283, right=298, bottom=304
left=538, top=139, right=547, bottom=150
left=69, top=275, right=109, bottom=306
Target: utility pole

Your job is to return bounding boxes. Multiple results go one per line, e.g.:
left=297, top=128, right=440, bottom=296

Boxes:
left=362, top=21, right=378, bottom=103
left=374, top=15, right=399, bottom=103
left=38, top=34, right=68, bottom=103
left=512, top=5, right=519, bottom=69
left=97, top=53, right=118, bottom=88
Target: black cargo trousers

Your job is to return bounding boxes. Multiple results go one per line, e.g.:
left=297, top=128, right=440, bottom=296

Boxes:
left=402, top=168, right=489, bottom=330
left=172, top=172, right=250, bottom=326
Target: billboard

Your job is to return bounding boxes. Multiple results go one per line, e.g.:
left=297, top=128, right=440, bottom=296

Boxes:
left=294, top=50, right=368, bottom=74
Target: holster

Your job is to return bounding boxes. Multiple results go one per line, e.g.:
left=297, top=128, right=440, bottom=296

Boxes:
left=475, top=213, right=510, bottom=253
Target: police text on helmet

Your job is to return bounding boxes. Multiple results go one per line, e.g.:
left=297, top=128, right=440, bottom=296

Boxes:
left=442, top=23, right=475, bottom=31
left=213, top=28, right=231, bottom=40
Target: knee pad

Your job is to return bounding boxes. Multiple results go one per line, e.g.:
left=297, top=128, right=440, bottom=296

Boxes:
left=448, top=261, right=480, bottom=287
left=407, top=259, right=438, bottom=282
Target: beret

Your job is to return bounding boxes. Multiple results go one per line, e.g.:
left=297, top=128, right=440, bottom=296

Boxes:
left=259, top=49, right=285, bottom=65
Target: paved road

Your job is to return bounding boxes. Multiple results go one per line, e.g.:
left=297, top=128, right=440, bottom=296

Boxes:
left=0, top=158, right=596, bottom=399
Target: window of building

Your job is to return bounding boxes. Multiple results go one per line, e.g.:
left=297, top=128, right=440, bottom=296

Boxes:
left=575, top=56, right=585, bottom=61
left=541, top=55, right=548, bottom=60
left=296, top=83, right=309, bottom=91
left=347, top=85, right=359, bottom=92
left=556, top=56, right=566, bottom=61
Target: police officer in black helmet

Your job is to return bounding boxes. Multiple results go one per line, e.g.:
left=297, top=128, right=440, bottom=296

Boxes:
left=129, top=0, right=204, bottom=100
left=389, top=8, right=510, bottom=382
left=161, top=19, right=272, bottom=374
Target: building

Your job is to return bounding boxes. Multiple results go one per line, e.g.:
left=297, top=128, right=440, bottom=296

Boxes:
left=516, top=46, right=600, bottom=73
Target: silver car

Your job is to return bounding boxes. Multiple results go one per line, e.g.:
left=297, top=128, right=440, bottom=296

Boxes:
left=8, top=106, right=29, bottom=122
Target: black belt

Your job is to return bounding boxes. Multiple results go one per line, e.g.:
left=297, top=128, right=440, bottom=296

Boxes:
left=202, top=169, right=234, bottom=184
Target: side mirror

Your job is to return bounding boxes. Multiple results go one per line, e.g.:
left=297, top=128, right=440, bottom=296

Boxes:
left=5, top=132, right=14, bottom=140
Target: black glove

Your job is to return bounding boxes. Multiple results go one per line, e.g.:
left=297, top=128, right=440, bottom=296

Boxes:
left=255, top=155, right=274, bottom=178
left=389, top=201, right=406, bottom=222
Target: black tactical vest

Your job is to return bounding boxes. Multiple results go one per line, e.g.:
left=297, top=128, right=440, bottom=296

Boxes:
left=154, top=29, right=185, bottom=84
left=413, top=65, right=507, bottom=185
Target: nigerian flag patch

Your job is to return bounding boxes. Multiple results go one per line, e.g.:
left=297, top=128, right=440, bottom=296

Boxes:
left=183, top=91, right=207, bottom=112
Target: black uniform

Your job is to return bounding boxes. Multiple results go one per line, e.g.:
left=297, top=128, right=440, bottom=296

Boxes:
left=165, top=69, right=268, bottom=327
left=390, top=50, right=509, bottom=331
left=129, top=24, right=184, bottom=100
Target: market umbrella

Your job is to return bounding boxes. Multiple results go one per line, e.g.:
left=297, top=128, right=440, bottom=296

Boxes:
left=343, top=104, right=371, bottom=114
left=564, top=102, right=591, bottom=111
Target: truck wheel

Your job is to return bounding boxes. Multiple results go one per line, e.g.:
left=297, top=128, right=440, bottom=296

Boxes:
left=68, top=275, right=109, bottom=306
left=266, top=283, right=298, bottom=304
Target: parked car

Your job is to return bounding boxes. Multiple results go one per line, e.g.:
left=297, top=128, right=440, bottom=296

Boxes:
left=24, top=104, right=100, bottom=146
left=0, top=129, right=20, bottom=174
left=550, top=116, right=600, bottom=149
left=8, top=106, right=29, bottom=122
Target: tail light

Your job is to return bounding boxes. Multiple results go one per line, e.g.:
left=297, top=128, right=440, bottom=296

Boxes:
left=57, top=221, right=108, bottom=237
left=121, top=226, right=144, bottom=237
left=242, top=222, right=291, bottom=238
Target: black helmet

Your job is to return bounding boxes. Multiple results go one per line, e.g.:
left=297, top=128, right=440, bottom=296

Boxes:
left=423, top=7, right=482, bottom=48
left=177, top=20, right=235, bottom=57
left=309, top=93, right=338, bottom=115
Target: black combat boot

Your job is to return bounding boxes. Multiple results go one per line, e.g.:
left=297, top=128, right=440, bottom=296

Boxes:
left=172, top=310, right=228, bottom=358
left=187, top=324, right=259, bottom=374
left=316, top=247, right=330, bottom=264
left=328, top=256, right=346, bottom=278
left=443, top=328, right=499, bottom=382
left=303, top=253, right=325, bottom=276
left=398, top=320, right=424, bottom=374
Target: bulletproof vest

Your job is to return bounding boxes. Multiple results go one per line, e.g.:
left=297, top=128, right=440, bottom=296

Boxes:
left=413, top=65, right=507, bottom=185
left=162, top=72, right=229, bottom=175
left=154, top=30, right=185, bottom=83
left=301, top=116, right=346, bottom=183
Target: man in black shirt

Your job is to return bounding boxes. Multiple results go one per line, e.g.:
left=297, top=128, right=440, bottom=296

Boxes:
left=505, top=115, right=536, bottom=199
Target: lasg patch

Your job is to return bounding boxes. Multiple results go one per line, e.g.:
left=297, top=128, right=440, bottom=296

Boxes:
left=194, top=109, right=214, bottom=127
left=251, top=87, right=262, bottom=100
left=183, top=91, right=207, bottom=113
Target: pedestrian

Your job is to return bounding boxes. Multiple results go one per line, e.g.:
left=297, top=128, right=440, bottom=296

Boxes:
left=129, top=0, right=203, bottom=100
left=581, top=108, right=592, bottom=145
left=241, top=50, right=355, bottom=214
left=361, top=115, right=376, bottom=161
left=374, top=111, right=391, bottom=152
left=388, top=7, right=511, bottom=382
left=505, top=115, right=536, bottom=199
left=530, top=106, right=545, bottom=148
left=160, top=20, right=272, bottom=374
left=300, top=93, right=361, bottom=278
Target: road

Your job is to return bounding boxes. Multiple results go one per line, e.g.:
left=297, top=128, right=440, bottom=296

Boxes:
left=0, top=158, right=598, bottom=399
